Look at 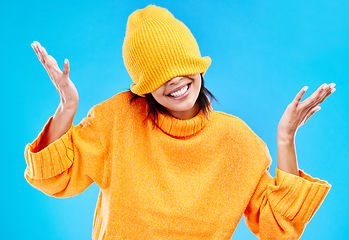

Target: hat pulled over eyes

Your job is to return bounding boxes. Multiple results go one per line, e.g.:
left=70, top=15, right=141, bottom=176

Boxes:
left=122, top=4, right=211, bottom=96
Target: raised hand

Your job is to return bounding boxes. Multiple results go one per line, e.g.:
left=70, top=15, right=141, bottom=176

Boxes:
left=31, top=41, right=79, bottom=110
left=277, top=83, right=336, bottom=141
left=276, top=83, right=336, bottom=175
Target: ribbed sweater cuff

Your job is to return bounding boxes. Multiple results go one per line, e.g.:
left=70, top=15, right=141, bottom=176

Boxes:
left=268, top=168, right=331, bottom=221
left=24, top=116, right=74, bottom=179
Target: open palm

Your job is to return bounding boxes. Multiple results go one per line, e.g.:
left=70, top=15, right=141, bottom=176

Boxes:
left=277, top=83, right=336, bottom=141
left=31, top=41, right=79, bottom=110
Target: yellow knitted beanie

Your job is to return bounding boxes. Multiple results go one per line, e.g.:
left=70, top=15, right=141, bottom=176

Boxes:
left=122, top=5, right=212, bottom=96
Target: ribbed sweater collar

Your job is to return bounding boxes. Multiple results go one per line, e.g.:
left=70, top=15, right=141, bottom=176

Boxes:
left=155, top=110, right=210, bottom=138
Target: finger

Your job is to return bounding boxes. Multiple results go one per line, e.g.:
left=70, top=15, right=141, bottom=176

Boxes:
left=327, top=83, right=336, bottom=94
left=36, top=43, right=50, bottom=65
left=31, top=43, right=44, bottom=62
left=317, top=83, right=336, bottom=105
left=32, top=43, right=55, bottom=81
left=293, top=86, right=308, bottom=104
left=298, top=83, right=329, bottom=122
left=319, top=83, right=333, bottom=99
left=35, top=44, right=47, bottom=65
left=45, top=55, right=62, bottom=81
left=37, top=45, right=64, bottom=85
left=39, top=59, right=58, bottom=89
left=300, top=106, right=321, bottom=127
left=46, top=67, right=56, bottom=85
left=301, top=83, right=328, bottom=109
left=39, top=47, right=61, bottom=77
left=45, top=65, right=64, bottom=93
left=40, top=45, right=49, bottom=58
left=32, top=42, right=62, bottom=91
left=38, top=46, right=47, bottom=64
left=36, top=43, right=57, bottom=71
left=35, top=47, right=58, bottom=85
left=311, top=83, right=327, bottom=99
left=63, top=59, right=70, bottom=76
left=331, top=87, right=336, bottom=94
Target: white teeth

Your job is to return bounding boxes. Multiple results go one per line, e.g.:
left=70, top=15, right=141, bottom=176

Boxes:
left=169, top=85, right=188, bottom=97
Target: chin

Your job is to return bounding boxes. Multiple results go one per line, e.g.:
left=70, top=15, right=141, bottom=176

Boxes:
left=169, top=101, right=196, bottom=112
left=166, top=103, right=199, bottom=119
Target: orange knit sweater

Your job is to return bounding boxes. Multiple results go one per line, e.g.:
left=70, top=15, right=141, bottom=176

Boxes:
left=24, top=91, right=330, bottom=240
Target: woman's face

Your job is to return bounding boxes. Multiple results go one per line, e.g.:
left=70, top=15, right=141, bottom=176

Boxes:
left=151, top=73, right=202, bottom=120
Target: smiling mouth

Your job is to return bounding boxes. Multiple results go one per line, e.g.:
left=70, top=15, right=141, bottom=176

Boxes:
left=167, top=83, right=191, bottom=98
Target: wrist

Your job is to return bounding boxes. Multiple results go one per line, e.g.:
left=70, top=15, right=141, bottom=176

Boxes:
left=58, top=101, right=78, bottom=112
left=277, top=131, right=295, bottom=144
left=54, top=103, right=77, bottom=121
left=277, top=137, right=295, bottom=148
left=277, top=124, right=296, bottom=142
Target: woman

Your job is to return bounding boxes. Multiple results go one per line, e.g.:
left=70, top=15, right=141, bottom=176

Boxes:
left=25, top=5, right=334, bottom=240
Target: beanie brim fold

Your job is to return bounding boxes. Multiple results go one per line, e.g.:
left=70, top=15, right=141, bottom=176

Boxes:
left=130, top=56, right=211, bottom=96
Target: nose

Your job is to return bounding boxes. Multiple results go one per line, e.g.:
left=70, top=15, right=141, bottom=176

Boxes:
left=167, top=76, right=183, bottom=85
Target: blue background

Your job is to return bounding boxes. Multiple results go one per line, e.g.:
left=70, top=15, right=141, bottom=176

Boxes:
left=1, top=0, right=348, bottom=239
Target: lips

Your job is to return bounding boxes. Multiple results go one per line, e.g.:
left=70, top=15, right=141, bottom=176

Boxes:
left=167, top=83, right=191, bottom=100
left=167, top=83, right=191, bottom=96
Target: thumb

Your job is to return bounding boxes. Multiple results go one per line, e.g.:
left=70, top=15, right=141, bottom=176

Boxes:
left=63, top=58, right=70, bottom=76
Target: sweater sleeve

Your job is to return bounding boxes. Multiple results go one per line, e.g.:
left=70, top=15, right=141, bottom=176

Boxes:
left=244, top=167, right=331, bottom=240
left=24, top=105, right=106, bottom=198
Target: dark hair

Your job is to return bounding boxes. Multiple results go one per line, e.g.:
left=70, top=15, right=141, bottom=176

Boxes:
left=130, top=73, right=218, bottom=123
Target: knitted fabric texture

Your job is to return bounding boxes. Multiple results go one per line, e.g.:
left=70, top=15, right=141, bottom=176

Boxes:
left=24, top=91, right=331, bottom=240
left=122, top=5, right=211, bottom=96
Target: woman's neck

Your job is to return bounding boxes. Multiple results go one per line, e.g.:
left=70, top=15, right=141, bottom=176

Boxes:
left=167, top=103, right=200, bottom=120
